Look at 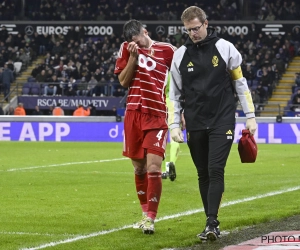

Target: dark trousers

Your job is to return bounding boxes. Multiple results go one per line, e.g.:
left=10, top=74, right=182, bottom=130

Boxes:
left=3, top=83, right=10, bottom=100
left=187, top=124, right=234, bottom=219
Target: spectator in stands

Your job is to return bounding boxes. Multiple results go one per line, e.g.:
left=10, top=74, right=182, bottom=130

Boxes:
left=256, top=84, right=268, bottom=103
left=32, top=105, right=43, bottom=115
left=24, top=42, right=34, bottom=59
left=0, top=26, right=8, bottom=42
left=7, top=47, right=18, bottom=62
left=51, top=41, right=63, bottom=56
left=93, top=68, right=104, bottom=82
left=244, top=64, right=256, bottom=87
left=106, top=76, right=119, bottom=96
left=44, top=53, right=51, bottom=66
left=86, top=75, right=98, bottom=96
left=264, top=10, right=276, bottom=21
left=260, top=66, right=273, bottom=97
left=6, top=59, right=14, bottom=72
left=291, top=89, right=300, bottom=111
left=291, top=27, right=300, bottom=55
left=66, top=60, right=78, bottom=79
left=88, top=103, right=96, bottom=116
left=79, top=64, right=90, bottom=81
left=93, top=77, right=106, bottom=96
left=64, top=76, right=76, bottom=96
left=292, top=73, right=300, bottom=93
left=251, top=89, right=262, bottom=111
left=45, top=68, right=54, bottom=80
left=76, top=77, right=88, bottom=96
left=52, top=103, right=64, bottom=116
left=31, top=64, right=41, bottom=78
left=6, top=106, right=14, bottom=115
left=284, top=39, right=295, bottom=58
left=18, top=48, right=31, bottom=66
left=53, top=60, right=65, bottom=74
left=66, top=26, right=78, bottom=41
left=260, top=53, right=272, bottom=68
left=14, top=103, right=26, bottom=115
left=44, top=74, right=59, bottom=96
left=44, top=106, right=54, bottom=115
left=0, top=42, right=7, bottom=53
left=113, top=87, right=125, bottom=97
left=246, top=49, right=256, bottom=64
left=60, top=65, right=70, bottom=79
left=272, top=53, right=285, bottom=79
left=73, top=104, right=91, bottom=116
left=278, top=47, right=289, bottom=64
left=35, top=69, right=47, bottom=83
left=1, top=63, right=14, bottom=101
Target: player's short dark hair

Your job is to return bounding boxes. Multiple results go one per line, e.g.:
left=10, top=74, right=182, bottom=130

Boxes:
left=123, top=19, right=143, bottom=42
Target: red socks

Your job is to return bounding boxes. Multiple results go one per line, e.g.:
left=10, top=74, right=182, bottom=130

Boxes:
left=147, top=172, right=162, bottom=220
left=135, top=172, right=162, bottom=220
left=135, top=173, right=148, bottom=213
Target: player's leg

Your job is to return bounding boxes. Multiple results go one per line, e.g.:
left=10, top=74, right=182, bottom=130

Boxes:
left=162, top=132, right=179, bottom=180
left=169, top=136, right=180, bottom=163
left=168, top=135, right=179, bottom=181
left=123, top=111, right=148, bottom=228
left=204, top=124, right=234, bottom=241
left=142, top=152, right=163, bottom=234
left=131, top=158, right=148, bottom=228
left=187, top=129, right=210, bottom=240
left=166, top=96, right=179, bottom=181
left=141, top=128, right=168, bottom=234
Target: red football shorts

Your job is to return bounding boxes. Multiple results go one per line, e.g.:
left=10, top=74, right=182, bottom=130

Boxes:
left=123, top=110, right=168, bottom=159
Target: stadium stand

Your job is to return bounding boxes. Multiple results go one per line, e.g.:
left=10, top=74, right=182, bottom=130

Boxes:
left=0, top=0, right=300, bottom=116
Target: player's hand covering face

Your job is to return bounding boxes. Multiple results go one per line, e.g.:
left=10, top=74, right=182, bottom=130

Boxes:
left=127, top=41, right=139, bottom=58
left=131, top=29, right=151, bottom=48
left=127, top=29, right=151, bottom=57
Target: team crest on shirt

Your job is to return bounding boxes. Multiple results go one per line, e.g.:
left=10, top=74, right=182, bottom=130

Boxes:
left=212, top=56, right=218, bottom=67
left=148, top=48, right=155, bottom=57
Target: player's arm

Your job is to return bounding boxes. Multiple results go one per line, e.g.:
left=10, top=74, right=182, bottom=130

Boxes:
left=118, top=42, right=139, bottom=88
left=217, top=40, right=255, bottom=118
left=217, top=39, right=257, bottom=135
left=168, top=49, right=185, bottom=142
left=169, top=49, right=185, bottom=130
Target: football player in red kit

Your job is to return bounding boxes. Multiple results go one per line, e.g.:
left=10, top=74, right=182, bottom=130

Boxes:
left=114, top=19, right=176, bottom=234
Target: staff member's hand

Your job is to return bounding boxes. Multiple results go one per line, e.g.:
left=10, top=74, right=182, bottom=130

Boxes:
left=171, top=127, right=184, bottom=143
left=246, top=117, right=257, bottom=135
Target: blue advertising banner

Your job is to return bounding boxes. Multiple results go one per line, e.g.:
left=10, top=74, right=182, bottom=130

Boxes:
left=17, top=96, right=124, bottom=110
left=0, top=122, right=299, bottom=143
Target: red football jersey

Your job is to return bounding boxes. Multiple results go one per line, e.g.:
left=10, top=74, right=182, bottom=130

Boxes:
left=114, top=41, right=176, bottom=118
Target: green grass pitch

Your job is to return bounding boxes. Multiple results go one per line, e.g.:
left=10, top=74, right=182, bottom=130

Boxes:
left=0, top=142, right=299, bottom=250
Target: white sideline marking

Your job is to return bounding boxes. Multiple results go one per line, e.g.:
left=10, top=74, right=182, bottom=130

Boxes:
left=0, top=231, right=76, bottom=236
left=23, top=170, right=133, bottom=175
left=20, top=186, right=300, bottom=250
left=2, top=153, right=191, bottom=173
left=6, top=158, right=129, bottom=172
